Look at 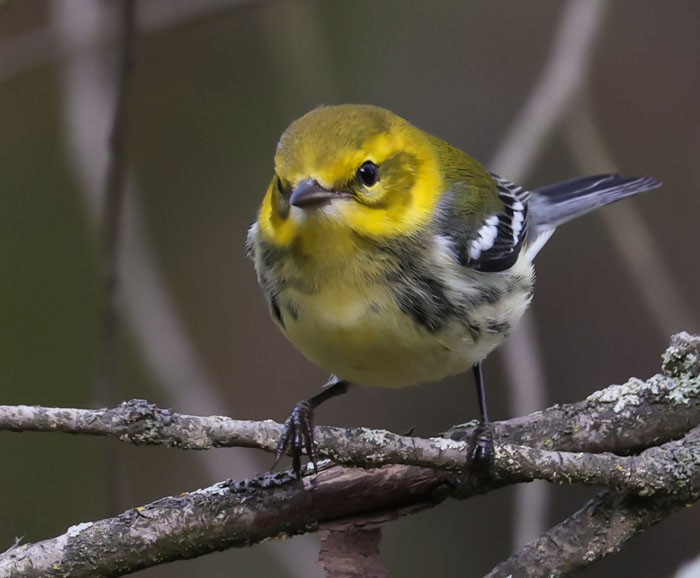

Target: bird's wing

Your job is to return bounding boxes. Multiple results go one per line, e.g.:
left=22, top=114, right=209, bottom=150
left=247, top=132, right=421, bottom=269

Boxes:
left=437, top=173, right=530, bottom=273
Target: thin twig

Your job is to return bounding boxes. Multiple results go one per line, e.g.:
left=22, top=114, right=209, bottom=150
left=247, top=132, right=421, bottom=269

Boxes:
left=489, top=0, right=607, bottom=177
left=563, top=91, right=698, bottom=334
left=91, top=0, right=136, bottom=517
left=499, top=315, right=549, bottom=546
left=96, top=0, right=135, bottom=406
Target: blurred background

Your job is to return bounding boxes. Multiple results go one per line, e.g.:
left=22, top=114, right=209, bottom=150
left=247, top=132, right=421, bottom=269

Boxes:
left=0, top=0, right=699, bottom=576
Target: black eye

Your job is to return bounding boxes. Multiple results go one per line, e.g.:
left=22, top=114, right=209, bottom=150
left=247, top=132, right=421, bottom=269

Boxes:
left=357, top=161, right=380, bottom=187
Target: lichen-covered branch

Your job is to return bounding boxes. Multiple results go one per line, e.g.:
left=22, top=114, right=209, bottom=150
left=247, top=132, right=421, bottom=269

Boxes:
left=0, top=426, right=697, bottom=578
left=497, top=425, right=700, bottom=496
left=0, top=403, right=698, bottom=496
left=1, top=335, right=698, bottom=469
left=449, top=331, right=700, bottom=454
left=486, top=488, right=698, bottom=578
left=0, top=333, right=698, bottom=578
left=0, top=466, right=443, bottom=578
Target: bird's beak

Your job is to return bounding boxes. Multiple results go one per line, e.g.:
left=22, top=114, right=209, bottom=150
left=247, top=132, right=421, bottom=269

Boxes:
left=289, top=179, right=347, bottom=208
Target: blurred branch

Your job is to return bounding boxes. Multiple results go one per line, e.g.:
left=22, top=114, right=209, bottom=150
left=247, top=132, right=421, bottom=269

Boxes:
left=498, top=314, right=549, bottom=547
left=89, top=0, right=136, bottom=517
left=563, top=92, right=698, bottom=334
left=489, top=0, right=610, bottom=547
left=49, top=0, right=258, bottom=475
left=490, top=0, right=607, bottom=177
left=96, top=0, right=135, bottom=406
left=0, top=333, right=698, bottom=577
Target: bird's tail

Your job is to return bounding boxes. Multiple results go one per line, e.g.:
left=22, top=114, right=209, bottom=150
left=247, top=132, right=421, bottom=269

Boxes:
left=529, top=174, right=660, bottom=229
left=524, top=174, right=660, bottom=260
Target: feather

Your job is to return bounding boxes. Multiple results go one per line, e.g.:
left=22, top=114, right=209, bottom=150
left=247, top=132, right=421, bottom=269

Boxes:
left=528, top=174, right=660, bottom=231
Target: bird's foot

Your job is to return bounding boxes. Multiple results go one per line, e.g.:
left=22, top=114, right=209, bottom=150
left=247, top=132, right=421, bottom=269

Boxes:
left=465, top=421, right=495, bottom=485
left=273, top=399, right=317, bottom=479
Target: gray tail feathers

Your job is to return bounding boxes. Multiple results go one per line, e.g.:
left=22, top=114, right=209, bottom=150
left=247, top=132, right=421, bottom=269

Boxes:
left=528, top=174, right=661, bottom=230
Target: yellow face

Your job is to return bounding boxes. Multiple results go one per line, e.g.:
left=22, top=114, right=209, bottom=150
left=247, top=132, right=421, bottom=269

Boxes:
left=258, top=104, right=444, bottom=247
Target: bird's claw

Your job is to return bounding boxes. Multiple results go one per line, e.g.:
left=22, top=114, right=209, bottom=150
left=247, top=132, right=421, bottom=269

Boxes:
left=273, top=399, right=317, bottom=478
left=465, top=421, right=495, bottom=485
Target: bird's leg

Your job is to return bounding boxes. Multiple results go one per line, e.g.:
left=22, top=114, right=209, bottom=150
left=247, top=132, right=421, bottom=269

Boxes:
left=466, top=361, right=495, bottom=482
left=273, top=375, right=350, bottom=478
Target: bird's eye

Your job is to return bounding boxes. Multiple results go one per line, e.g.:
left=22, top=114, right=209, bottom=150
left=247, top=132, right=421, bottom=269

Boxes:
left=357, top=161, right=380, bottom=187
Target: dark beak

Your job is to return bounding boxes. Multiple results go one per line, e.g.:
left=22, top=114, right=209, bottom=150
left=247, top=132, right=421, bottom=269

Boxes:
left=289, top=179, right=344, bottom=208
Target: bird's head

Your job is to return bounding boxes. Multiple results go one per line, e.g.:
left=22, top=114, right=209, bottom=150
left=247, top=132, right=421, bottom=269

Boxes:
left=258, top=104, right=444, bottom=247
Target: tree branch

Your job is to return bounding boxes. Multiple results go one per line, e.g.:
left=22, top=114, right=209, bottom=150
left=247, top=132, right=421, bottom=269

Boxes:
left=0, top=333, right=698, bottom=577
left=2, top=334, right=697, bottom=461
left=486, top=487, right=697, bottom=578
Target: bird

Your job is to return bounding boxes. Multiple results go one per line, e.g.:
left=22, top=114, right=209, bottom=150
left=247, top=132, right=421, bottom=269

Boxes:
left=247, top=103, right=660, bottom=478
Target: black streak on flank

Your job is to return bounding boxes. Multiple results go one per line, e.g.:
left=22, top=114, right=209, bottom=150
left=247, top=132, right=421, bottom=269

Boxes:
left=466, top=323, right=481, bottom=342
left=258, top=239, right=287, bottom=272
left=391, top=270, right=455, bottom=334
left=270, top=296, right=284, bottom=328
left=377, top=238, right=455, bottom=334
left=480, top=286, right=505, bottom=305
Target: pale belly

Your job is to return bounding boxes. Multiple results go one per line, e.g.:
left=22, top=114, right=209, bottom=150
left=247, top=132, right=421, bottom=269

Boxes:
left=251, top=220, right=535, bottom=387
left=277, top=283, right=517, bottom=387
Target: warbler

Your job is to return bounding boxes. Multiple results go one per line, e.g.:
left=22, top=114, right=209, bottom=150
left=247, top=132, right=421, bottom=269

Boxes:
left=247, top=104, right=660, bottom=476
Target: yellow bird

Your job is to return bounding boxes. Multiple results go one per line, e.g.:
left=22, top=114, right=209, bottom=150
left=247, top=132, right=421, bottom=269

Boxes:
left=247, top=104, right=659, bottom=476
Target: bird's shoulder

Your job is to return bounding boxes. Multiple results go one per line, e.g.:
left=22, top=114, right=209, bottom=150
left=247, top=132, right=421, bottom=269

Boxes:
left=429, top=138, right=530, bottom=272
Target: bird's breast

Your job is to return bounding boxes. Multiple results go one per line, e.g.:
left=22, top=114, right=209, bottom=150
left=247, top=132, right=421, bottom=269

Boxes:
left=260, top=235, right=534, bottom=387
left=277, top=280, right=472, bottom=387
